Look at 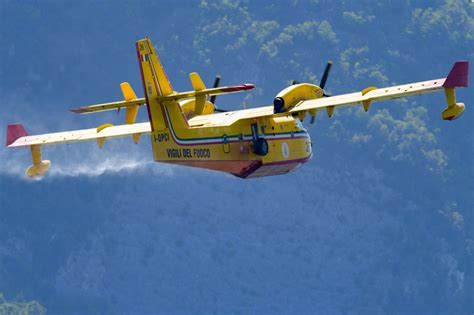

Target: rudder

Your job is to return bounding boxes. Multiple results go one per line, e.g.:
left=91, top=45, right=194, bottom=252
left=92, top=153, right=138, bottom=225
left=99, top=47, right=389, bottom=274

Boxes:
left=136, top=37, right=188, bottom=132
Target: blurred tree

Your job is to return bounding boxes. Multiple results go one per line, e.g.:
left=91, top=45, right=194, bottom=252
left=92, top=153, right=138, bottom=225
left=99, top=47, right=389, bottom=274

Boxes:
left=0, top=293, right=46, bottom=315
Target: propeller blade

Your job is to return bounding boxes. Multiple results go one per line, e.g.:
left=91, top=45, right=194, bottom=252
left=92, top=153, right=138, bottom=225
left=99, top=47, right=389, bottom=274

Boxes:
left=209, top=75, right=221, bottom=104
left=320, top=60, right=333, bottom=90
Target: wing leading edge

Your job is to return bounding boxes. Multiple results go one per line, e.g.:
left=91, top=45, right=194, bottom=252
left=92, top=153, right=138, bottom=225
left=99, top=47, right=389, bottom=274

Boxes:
left=291, top=78, right=444, bottom=112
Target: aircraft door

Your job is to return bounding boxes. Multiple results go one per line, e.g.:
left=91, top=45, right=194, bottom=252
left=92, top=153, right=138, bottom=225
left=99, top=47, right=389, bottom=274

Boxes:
left=222, top=134, right=230, bottom=153
left=251, top=123, right=259, bottom=144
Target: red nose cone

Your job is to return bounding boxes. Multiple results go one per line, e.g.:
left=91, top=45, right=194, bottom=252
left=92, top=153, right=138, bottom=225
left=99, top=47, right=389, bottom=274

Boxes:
left=221, top=84, right=256, bottom=92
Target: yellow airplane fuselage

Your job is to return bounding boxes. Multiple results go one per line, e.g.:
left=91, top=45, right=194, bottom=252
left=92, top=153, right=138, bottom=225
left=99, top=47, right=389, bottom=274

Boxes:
left=135, top=37, right=313, bottom=178
left=150, top=108, right=312, bottom=178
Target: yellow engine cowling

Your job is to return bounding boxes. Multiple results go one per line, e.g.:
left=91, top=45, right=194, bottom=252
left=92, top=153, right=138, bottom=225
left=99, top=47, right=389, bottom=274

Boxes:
left=180, top=99, right=215, bottom=119
left=273, top=83, right=324, bottom=113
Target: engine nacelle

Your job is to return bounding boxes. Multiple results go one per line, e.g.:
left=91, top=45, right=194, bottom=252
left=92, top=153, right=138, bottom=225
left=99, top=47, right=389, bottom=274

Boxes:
left=442, top=102, right=465, bottom=121
left=180, top=99, right=215, bottom=119
left=273, top=84, right=323, bottom=113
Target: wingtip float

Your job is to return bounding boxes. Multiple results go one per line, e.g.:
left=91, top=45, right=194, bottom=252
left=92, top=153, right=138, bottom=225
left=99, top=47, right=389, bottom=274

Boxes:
left=6, top=37, right=469, bottom=178
left=441, top=60, right=469, bottom=121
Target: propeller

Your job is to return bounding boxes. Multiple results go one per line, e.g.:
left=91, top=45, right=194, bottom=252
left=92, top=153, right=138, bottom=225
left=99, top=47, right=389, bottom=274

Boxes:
left=320, top=60, right=333, bottom=91
left=291, top=60, right=332, bottom=93
left=209, top=75, right=221, bottom=104
left=311, top=60, right=333, bottom=124
left=208, top=75, right=228, bottom=112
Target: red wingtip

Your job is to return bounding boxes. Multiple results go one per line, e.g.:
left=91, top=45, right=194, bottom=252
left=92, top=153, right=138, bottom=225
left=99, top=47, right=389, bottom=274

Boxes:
left=6, top=124, right=28, bottom=146
left=221, top=84, right=256, bottom=93
left=443, top=60, right=469, bottom=88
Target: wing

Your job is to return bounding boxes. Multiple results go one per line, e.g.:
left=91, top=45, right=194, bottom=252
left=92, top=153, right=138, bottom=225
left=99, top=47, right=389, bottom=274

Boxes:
left=188, top=61, right=468, bottom=127
left=7, top=122, right=151, bottom=148
left=187, top=105, right=274, bottom=127
left=291, top=79, right=441, bottom=113
left=290, top=61, right=469, bottom=121
left=6, top=122, right=151, bottom=177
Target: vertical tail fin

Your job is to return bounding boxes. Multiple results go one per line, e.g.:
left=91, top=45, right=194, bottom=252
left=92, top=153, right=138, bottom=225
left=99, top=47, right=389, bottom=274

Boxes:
left=136, top=38, right=174, bottom=97
left=136, top=37, right=188, bottom=131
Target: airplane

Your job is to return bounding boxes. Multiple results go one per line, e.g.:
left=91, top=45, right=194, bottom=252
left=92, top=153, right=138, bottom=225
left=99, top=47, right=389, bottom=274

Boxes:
left=5, top=37, right=469, bottom=179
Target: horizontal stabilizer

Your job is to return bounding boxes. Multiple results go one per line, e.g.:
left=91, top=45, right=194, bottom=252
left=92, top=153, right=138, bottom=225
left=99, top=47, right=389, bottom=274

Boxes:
left=71, top=98, right=146, bottom=114
left=156, top=84, right=255, bottom=102
left=70, top=83, right=254, bottom=114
